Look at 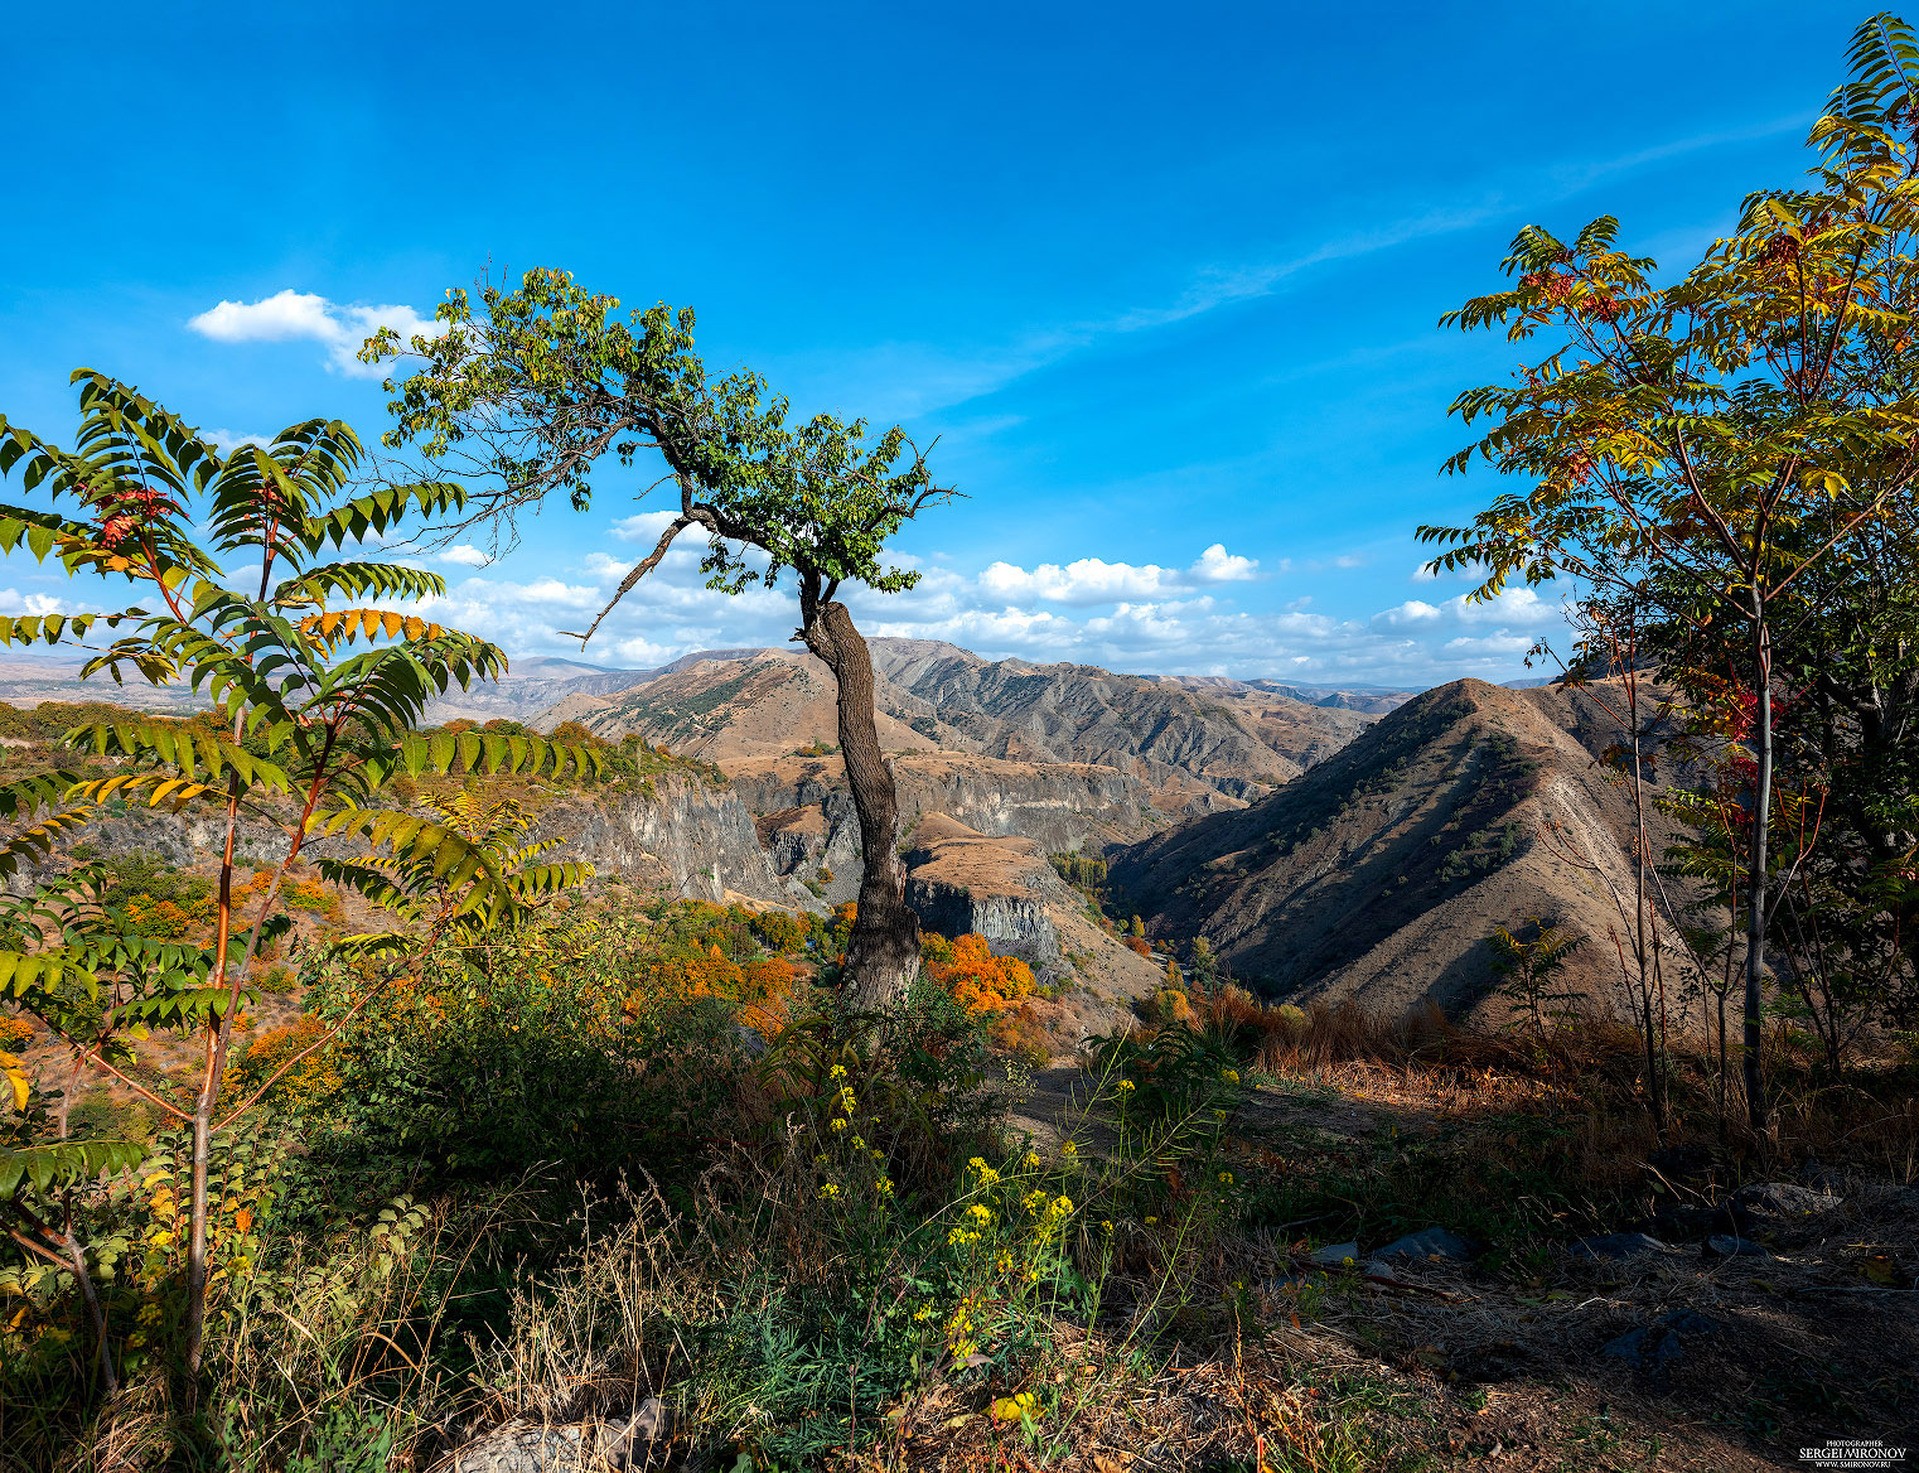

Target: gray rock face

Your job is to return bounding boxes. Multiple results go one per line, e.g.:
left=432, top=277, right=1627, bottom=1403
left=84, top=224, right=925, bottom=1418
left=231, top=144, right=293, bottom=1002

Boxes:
left=540, top=775, right=821, bottom=912
left=1734, top=1181, right=1843, bottom=1219
left=906, top=876, right=1060, bottom=971
left=1371, top=1226, right=1478, bottom=1264
left=735, top=754, right=1150, bottom=904
left=1570, top=1232, right=1672, bottom=1261
left=1601, top=1309, right=1721, bottom=1371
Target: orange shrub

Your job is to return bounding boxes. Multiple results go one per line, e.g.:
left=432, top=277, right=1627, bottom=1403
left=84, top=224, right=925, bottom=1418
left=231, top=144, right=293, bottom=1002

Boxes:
left=125, top=895, right=217, bottom=941
left=236, top=1014, right=341, bottom=1106
left=0, top=1015, right=34, bottom=1050
left=740, top=956, right=797, bottom=1007
left=924, top=933, right=1036, bottom=1016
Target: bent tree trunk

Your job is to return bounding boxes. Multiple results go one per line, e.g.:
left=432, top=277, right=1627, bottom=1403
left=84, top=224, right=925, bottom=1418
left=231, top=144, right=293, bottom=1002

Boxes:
left=799, top=596, right=921, bottom=1008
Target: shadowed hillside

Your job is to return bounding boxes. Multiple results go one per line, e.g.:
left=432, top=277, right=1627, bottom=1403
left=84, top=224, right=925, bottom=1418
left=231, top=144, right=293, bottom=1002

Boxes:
left=1108, top=677, right=1689, bottom=1022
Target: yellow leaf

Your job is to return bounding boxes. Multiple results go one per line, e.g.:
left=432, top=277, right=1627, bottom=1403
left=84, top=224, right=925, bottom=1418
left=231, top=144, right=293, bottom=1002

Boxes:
left=0, top=1051, right=28, bottom=1112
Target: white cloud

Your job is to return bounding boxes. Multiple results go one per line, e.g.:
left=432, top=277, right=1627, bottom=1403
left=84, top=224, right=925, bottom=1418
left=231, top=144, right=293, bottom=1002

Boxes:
left=979, top=557, right=1173, bottom=605
left=1451, top=586, right=1551, bottom=623
left=208, top=428, right=274, bottom=455
left=610, top=510, right=687, bottom=543
left=187, top=289, right=444, bottom=377
left=1377, top=600, right=1441, bottom=626
left=438, top=545, right=491, bottom=569
left=516, top=578, right=601, bottom=608
left=0, top=591, right=66, bottom=617
left=1190, top=544, right=1258, bottom=583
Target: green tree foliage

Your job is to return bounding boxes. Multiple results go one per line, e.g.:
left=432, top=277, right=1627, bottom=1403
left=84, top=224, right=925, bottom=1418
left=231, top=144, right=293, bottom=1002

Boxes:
left=319, top=789, right=592, bottom=964
left=0, top=370, right=597, bottom=1385
left=1421, top=14, right=1919, bottom=1125
left=1487, top=918, right=1588, bottom=1038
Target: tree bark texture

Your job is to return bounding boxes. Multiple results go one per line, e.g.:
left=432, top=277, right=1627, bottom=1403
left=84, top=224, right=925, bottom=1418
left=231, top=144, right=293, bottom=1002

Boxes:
left=800, top=598, right=921, bottom=1007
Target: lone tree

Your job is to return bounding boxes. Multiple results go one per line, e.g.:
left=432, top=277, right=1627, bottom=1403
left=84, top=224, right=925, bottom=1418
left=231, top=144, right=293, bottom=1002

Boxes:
left=368, top=271, right=954, bottom=1006
left=1421, top=12, right=1919, bottom=1129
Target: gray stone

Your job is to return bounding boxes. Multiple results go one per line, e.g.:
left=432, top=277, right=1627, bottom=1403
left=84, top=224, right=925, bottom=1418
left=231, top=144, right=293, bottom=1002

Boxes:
left=447, top=1421, right=594, bottom=1473
left=1734, top=1181, right=1842, bottom=1218
left=1600, top=1309, right=1720, bottom=1370
left=1311, top=1240, right=1361, bottom=1266
left=1655, top=1309, right=1721, bottom=1336
left=1707, top=1234, right=1771, bottom=1258
left=1372, top=1226, right=1478, bottom=1263
left=606, top=1399, right=671, bottom=1470
left=1570, top=1232, right=1672, bottom=1260
left=1601, top=1326, right=1683, bottom=1369
left=444, top=1401, right=671, bottom=1473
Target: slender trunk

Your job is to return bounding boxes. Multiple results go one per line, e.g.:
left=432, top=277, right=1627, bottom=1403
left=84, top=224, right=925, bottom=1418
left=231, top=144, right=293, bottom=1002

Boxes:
left=56, top=1052, right=82, bottom=1140
left=1626, top=680, right=1667, bottom=1136
left=1745, top=597, right=1774, bottom=1133
left=799, top=597, right=920, bottom=1008
left=64, top=1223, right=117, bottom=1394
left=183, top=770, right=244, bottom=1391
left=8, top=1218, right=116, bottom=1394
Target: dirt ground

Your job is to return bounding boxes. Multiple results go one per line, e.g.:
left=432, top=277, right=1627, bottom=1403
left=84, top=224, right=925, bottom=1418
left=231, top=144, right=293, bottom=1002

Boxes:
left=969, top=1063, right=1919, bottom=1472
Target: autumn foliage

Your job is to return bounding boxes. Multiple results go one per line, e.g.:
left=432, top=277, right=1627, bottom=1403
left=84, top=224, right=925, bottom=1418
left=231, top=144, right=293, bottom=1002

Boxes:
left=921, top=933, right=1036, bottom=1016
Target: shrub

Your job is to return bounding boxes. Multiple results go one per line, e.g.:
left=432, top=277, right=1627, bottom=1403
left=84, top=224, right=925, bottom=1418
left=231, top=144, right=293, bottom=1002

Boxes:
left=922, top=934, right=1036, bottom=1016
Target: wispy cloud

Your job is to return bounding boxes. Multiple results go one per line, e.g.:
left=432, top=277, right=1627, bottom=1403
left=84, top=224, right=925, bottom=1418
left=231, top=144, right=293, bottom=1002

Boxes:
left=791, top=109, right=1812, bottom=425
left=188, top=289, right=444, bottom=378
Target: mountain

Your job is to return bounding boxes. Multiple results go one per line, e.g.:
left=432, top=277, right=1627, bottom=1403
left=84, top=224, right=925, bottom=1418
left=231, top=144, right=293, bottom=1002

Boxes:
left=1107, top=678, right=1687, bottom=1023
left=0, top=657, right=202, bottom=712
left=1161, top=675, right=1415, bottom=717
left=537, top=639, right=1381, bottom=815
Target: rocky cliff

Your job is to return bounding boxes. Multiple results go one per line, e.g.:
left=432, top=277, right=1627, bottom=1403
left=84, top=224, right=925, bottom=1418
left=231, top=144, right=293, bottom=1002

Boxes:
left=733, top=751, right=1150, bottom=904
left=535, top=773, right=822, bottom=912
left=901, top=813, right=1165, bottom=1033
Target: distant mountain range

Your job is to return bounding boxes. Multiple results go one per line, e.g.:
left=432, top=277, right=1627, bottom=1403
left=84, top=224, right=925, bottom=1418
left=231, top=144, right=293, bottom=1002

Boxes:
left=520, top=638, right=1399, bottom=813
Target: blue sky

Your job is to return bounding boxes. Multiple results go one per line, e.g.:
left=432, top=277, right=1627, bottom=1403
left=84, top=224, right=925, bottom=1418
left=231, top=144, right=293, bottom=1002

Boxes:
left=0, top=1, right=1864, bottom=686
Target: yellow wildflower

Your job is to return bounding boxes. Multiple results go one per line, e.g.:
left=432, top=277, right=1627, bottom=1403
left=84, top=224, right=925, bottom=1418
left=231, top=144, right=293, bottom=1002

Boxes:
left=991, top=1391, right=1040, bottom=1424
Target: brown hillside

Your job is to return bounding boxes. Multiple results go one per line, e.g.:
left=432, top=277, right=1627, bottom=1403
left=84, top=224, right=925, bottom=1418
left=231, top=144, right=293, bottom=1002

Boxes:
left=1108, top=678, right=1690, bottom=1024
left=535, top=639, right=1385, bottom=815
